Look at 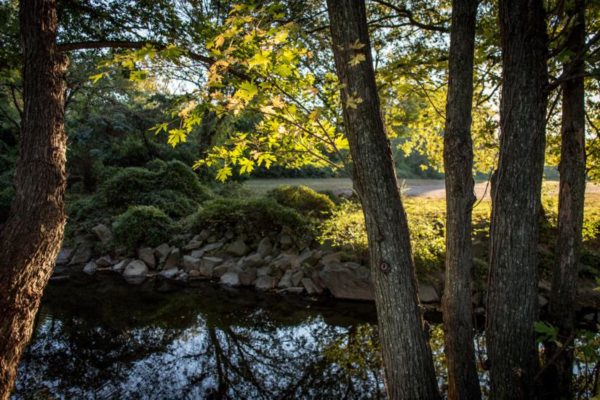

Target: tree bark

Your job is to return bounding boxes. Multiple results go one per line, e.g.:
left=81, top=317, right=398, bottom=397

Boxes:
left=486, top=0, right=548, bottom=398
left=441, top=0, right=481, bottom=398
left=326, top=1, right=439, bottom=398
left=544, top=1, right=586, bottom=397
left=0, top=0, right=68, bottom=398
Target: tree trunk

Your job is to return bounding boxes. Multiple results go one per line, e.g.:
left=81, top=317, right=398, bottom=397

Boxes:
left=486, top=0, right=548, bottom=398
left=0, top=0, right=68, bottom=398
left=326, top=1, right=439, bottom=398
left=442, top=0, right=481, bottom=398
left=544, top=1, right=586, bottom=397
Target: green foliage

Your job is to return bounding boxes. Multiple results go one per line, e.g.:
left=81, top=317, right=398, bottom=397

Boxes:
left=113, top=206, right=175, bottom=251
left=268, top=185, right=335, bottom=218
left=318, top=201, right=369, bottom=258
left=100, top=160, right=212, bottom=213
left=189, top=197, right=307, bottom=234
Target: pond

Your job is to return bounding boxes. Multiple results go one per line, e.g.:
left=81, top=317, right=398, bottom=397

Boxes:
left=12, top=277, right=598, bottom=399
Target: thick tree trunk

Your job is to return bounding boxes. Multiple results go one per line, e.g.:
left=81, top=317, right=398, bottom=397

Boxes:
left=486, top=0, right=548, bottom=398
left=544, top=1, right=586, bottom=398
left=441, top=0, right=481, bottom=398
left=326, top=1, right=439, bottom=398
left=0, top=0, right=68, bottom=398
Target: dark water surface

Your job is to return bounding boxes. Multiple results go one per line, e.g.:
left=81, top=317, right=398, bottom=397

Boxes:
left=14, top=278, right=388, bottom=399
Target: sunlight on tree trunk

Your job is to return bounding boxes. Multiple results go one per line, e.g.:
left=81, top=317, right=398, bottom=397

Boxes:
left=0, top=0, right=68, bottom=398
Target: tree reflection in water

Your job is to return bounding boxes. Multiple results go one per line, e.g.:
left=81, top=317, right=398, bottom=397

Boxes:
left=13, top=278, right=385, bottom=399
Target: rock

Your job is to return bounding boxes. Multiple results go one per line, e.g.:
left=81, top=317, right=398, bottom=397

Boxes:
left=227, top=239, right=249, bottom=257
left=83, top=261, right=97, bottom=275
left=92, top=224, right=113, bottom=243
left=319, top=262, right=374, bottom=301
left=321, top=252, right=342, bottom=265
left=69, top=244, right=93, bottom=265
left=154, top=243, right=171, bottom=262
left=112, top=259, right=129, bottom=273
left=96, top=255, right=113, bottom=268
left=159, top=268, right=179, bottom=279
left=239, top=268, right=257, bottom=286
left=291, top=270, right=304, bottom=287
left=123, top=260, right=148, bottom=284
left=257, top=237, right=273, bottom=258
left=271, top=253, right=295, bottom=271
left=220, top=272, right=240, bottom=287
left=56, top=248, right=74, bottom=265
left=418, top=283, right=439, bottom=303
left=189, top=270, right=201, bottom=278
left=257, top=266, right=272, bottom=277
left=291, top=249, right=314, bottom=269
left=199, top=257, right=223, bottom=277
left=239, top=253, right=263, bottom=269
left=137, top=247, right=156, bottom=269
left=190, top=249, right=205, bottom=258
left=254, top=275, right=276, bottom=291
left=213, top=264, right=230, bottom=277
left=279, top=234, right=293, bottom=247
left=183, top=255, right=201, bottom=271
left=183, top=239, right=203, bottom=251
left=164, top=248, right=181, bottom=269
left=283, top=287, right=304, bottom=295
left=278, top=270, right=294, bottom=289
left=198, top=242, right=224, bottom=255
left=302, top=278, right=323, bottom=295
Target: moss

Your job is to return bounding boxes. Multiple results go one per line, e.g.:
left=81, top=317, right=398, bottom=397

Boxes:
left=189, top=197, right=308, bottom=234
left=269, top=185, right=335, bottom=218
left=113, top=206, right=175, bottom=251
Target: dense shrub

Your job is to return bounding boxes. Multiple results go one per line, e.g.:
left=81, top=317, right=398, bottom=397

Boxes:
left=100, top=160, right=212, bottom=212
left=269, top=185, right=335, bottom=218
left=113, top=206, right=175, bottom=251
left=319, top=200, right=446, bottom=271
left=189, top=197, right=308, bottom=234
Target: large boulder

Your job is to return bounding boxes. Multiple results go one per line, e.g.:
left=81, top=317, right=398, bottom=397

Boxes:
left=319, top=262, right=374, bottom=301
left=123, top=260, right=148, bottom=284
left=226, top=239, right=249, bottom=257
left=92, top=224, right=113, bottom=244
left=220, top=271, right=240, bottom=287
left=164, top=248, right=181, bottom=269
left=137, top=247, right=156, bottom=269
left=154, top=243, right=171, bottom=263
left=183, top=255, right=201, bottom=271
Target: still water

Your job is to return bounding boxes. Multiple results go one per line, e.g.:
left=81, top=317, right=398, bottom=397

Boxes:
left=14, top=277, right=388, bottom=399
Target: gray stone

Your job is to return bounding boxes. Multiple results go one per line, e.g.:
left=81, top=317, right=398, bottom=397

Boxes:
left=278, top=270, right=294, bottom=289
left=164, top=248, right=181, bottom=270
left=227, top=239, right=249, bottom=257
left=154, top=243, right=171, bottom=262
left=137, top=247, right=156, bottom=269
left=213, top=264, right=230, bottom=278
left=96, top=255, right=113, bottom=267
left=183, top=239, right=203, bottom=251
left=92, top=224, right=113, bottom=243
left=240, top=253, right=263, bottom=269
left=190, top=249, right=205, bottom=258
left=69, top=244, right=93, bottom=265
left=220, top=271, right=240, bottom=287
left=123, top=260, right=148, bottom=284
left=301, top=278, right=323, bottom=295
left=283, top=287, right=304, bottom=295
left=291, top=270, right=304, bottom=287
left=279, top=234, right=293, bottom=247
left=56, top=248, right=74, bottom=265
left=239, top=268, right=257, bottom=286
left=319, top=263, right=374, bottom=301
left=256, top=266, right=272, bottom=277
left=271, top=253, right=295, bottom=271
left=257, top=237, right=273, bottom=258
left=320, top=252, right=342, bottom=265
left=83, top=261, right=97, bottom=275
left=183, top=255, right=201, bottom=271
left=159, top=268, right=179, bottom=279
left=199, top=257, right=223, bottom=277
left=198, top=242, right=224, bottom=254
left=254, top=275, right=276, bottom=291
left=418, top=283, right=439, bottom=303
left=112, top=259, right=129, bottom=272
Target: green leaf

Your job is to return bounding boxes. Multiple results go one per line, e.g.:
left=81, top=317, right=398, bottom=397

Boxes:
left=216, top=165, right=233, bottom=182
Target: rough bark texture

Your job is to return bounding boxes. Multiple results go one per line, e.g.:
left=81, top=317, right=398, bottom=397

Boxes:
left=486, top=0, right=548, bottom=398
left=441, top=0, right=481, bottom=398
left=544, top=1, right=586, bottom=398
left=0, top=0, right=68, bottom=398
left=326, top=1, right=439, bottom=398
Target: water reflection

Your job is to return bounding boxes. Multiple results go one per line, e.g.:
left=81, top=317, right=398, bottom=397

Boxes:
left=14, top=278, right=385, bottom=399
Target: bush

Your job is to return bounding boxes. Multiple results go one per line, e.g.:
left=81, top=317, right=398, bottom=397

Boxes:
left=189, top=197, right=308, bottom=234
left=139, top=190, right=199, bottom=219
left=269, top=185, right=335, bottom=218
left=319, top=202, right=369, bottom=258
left=113, top=206, right=175, bottom=251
